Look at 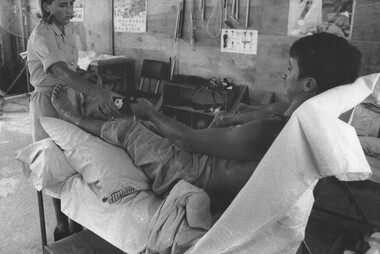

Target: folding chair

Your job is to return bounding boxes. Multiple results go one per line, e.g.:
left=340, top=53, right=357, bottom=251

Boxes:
left=138, top=59, right=167, bottom=94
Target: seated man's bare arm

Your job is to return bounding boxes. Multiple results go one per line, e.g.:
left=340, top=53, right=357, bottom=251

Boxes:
left=238, top=102, right=289, bottom=114
left=131, top=98, right=284, bottom=161
left=184, top=118, right=284, bottom=160
left=209, top=110, right=274, bottom=128
left=209, top=102, right=290, bottom=128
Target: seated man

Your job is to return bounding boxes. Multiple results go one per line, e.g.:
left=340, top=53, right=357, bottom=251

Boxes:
left=51, top=32, right=362, bottom=215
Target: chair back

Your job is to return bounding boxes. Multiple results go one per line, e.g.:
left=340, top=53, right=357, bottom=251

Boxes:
left=139, top=59, right=167, bottom=94
left=141, top=59, right=166, bottom=80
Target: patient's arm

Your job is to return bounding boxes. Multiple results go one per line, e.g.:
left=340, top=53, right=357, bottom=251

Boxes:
left=131, top=98, right=283, bottom=161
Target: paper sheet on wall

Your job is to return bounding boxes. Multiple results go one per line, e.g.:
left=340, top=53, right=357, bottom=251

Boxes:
left=287, top=0, right=356, bottom=39
left=71, top=0, right=84, bottom=22
left=0, top=34, right=3, bottom=65
left=221, top=29, right=258, bottom=55
left=114, top=0, right=147, bottom=33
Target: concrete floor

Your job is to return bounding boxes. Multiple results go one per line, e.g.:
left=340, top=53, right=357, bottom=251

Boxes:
left=0, top=97, right=55, bottom=254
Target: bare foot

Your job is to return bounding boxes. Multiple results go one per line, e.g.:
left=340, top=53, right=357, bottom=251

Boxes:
left=51, top=85, right=82, bottom=125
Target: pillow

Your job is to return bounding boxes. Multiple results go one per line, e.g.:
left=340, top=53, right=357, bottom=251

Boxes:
left=40, top=117, right=150, bottom=202
left=16, top=138, right=77, bottom=198
left=351, top=104, right=380, bottom=137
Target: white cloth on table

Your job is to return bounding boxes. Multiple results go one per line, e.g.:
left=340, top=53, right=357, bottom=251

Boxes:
left=78, top=50, right=127, bottom=70
left=186, top=73, right=379, bottom=254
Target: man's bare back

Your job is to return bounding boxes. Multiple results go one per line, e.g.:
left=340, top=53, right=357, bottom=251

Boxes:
left=210, top=115, right=288, bottom=212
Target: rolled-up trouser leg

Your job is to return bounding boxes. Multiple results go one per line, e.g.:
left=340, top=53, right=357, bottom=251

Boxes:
left=100, top=119, right=209, bottom=195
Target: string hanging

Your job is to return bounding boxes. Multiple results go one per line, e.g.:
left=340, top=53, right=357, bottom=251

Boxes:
left=206, top=0, right=223, bottom=38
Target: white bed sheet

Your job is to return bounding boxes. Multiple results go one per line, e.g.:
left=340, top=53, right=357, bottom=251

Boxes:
left=16, top=120, right=211, bottom=254
left=60, top=174, right=162, bottom=254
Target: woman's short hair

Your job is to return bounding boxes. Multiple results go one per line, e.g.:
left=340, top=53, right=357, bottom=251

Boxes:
left=289, top=32, right=362, bottom=94
left=36, top=0, right=55, bottom=22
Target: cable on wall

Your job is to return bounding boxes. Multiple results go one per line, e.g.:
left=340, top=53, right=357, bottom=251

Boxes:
left=206, top=0, right=223, bottom=37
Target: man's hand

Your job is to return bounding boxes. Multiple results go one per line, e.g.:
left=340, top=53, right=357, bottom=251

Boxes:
left=130, top=98, right=155, bottom=121
left=209, top=111, right=235, bottom=128
left=94, top=87, right=122, bottom=117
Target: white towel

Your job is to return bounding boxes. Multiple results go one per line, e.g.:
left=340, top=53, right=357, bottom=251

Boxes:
left=78, top=50, right=127, bottom=71
left=186, top=73, right=379, bottom=254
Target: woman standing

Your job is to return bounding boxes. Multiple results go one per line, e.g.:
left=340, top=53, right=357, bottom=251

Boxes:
left=27, top=0, right=120, bottom=241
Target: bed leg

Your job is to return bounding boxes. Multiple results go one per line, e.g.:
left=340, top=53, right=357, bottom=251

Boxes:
left=37, top=191, right=47, bottom=248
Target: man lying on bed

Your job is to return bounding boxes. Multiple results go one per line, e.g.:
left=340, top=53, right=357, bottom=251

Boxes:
left=50, top=32, right=361, bottom=216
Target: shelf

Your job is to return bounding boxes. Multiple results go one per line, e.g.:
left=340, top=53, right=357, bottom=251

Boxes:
left=88, top=59, right=135, bottom=94
left=163, top=81, right=234, bottom=94
left=89, top=57, right=129, bottom=66
left=163, top=82, right=200, bottom=90
left=161, top=104, right=215, bottom=116
left=158, top=81, right=248, bottom=129
left=102, top=73, right=124, bottom=82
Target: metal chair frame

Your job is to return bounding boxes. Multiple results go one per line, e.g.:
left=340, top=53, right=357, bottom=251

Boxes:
left=138, top=59, right=166, bottom=94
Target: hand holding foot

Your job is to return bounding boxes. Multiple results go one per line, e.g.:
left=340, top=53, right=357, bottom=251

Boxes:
left=93, top=86, right=123, bottom=117
left=51, top=84, right=106, bottom=136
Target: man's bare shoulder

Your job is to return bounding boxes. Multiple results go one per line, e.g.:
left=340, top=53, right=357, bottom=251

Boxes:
left=236, top=115, right=288, bottom=150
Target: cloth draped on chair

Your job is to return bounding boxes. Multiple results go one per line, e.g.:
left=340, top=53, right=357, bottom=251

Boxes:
left=186, top=73, right=380, bottom=254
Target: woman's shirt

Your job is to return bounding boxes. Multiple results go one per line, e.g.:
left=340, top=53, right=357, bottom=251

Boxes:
left=27, top=21, right=78, bottom=89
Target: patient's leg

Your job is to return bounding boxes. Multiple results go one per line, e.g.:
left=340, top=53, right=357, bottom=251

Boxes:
left=101, top=119, right=209, bottom=196
left=51, top=85, right=104, bottom=136
left=53, top=85, right=207, bottom=196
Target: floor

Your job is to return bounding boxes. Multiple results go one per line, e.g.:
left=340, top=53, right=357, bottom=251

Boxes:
left=0, top=96, right=56, bottom=254
left=1, top=95, right=379, bottom=254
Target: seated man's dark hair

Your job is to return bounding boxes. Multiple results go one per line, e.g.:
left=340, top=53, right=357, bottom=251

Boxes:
left=289, top=32, right=362, bottom=94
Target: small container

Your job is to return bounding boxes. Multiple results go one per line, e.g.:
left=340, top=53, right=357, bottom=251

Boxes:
left=114, top=97, right=136, bottom=115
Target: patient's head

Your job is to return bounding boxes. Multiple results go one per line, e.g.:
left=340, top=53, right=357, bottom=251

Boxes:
left=288, top=32, right=362, bottom=95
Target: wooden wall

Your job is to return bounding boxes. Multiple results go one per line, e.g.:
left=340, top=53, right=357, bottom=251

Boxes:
left=72, top=0, right=380, bottom=102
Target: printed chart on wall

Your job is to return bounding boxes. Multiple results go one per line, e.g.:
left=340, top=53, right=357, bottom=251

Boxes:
left=71, top=0, right=84, bottom=22
left=221, top=29, right=258, bottom=55
left=288, top=0, right=356, bottom=39
left=114, top=0, right=147, bottom=33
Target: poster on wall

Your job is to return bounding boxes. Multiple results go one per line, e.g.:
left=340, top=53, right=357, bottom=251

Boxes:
left=71, top=0, right=84, bottom=22
left=114, top=0, right=147, bottom=33
left=287, top=0, right=356, bottom=39
left=221, top=29, right=258, bottom=55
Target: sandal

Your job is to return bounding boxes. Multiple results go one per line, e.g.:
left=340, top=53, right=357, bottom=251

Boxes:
left=53, top=226, right=73, bottom=242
